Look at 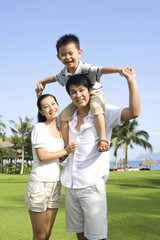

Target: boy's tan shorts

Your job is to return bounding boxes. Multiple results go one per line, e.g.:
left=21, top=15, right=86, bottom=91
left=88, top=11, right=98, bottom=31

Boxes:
left=59, top=103, right=77, bottom=121
left=25, top=180, right=61, bottom=212
left=59, top=91, right=105, bottom=121
left=90, top=91, right=105, bottom=116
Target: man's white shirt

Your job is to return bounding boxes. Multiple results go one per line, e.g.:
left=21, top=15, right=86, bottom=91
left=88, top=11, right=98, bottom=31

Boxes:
left=60, top=104, right=123, bottom=189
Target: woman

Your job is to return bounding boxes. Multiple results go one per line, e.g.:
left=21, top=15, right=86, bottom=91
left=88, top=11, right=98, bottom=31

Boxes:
left=25, top=94, right=78, bottom=240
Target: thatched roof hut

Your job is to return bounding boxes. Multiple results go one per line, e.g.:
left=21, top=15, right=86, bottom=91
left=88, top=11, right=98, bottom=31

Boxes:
left=139, top=158, right=157, bottom=167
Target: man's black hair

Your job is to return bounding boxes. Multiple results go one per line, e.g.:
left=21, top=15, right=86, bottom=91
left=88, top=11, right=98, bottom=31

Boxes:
left=66, top=74, right=92, bottom=95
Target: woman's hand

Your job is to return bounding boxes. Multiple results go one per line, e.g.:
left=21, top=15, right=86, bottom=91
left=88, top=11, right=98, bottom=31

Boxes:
left=65, top=141, right=79, bottom=154
left=59, top=142, right=79, bottom=162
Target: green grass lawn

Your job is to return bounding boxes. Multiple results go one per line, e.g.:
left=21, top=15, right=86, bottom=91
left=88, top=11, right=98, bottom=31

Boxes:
left=0, top=171, right=160, bottom=240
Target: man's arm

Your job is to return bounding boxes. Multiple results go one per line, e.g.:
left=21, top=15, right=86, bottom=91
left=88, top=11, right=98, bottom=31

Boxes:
left=121, top=66, right=140, bottom=121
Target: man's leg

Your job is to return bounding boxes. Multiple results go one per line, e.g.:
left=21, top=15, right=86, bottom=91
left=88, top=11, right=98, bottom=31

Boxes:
left=77, top=177, right=107, bottom=240
left=77, top=232, right=88, bottom=240
left=65, top=187, right=84, bottom=235
left=65, top=179, right=107, bottom=240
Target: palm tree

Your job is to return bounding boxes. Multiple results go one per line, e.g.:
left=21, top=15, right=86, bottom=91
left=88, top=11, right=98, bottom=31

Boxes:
left=118, top=119, right=152, bottom=170
left=0, top=116, right=6, bottom=173
left=0, top=115, right=6, bottom=144
left=111, top=125, right=123, bottom=169
left=10, top=117, right=33, bottom=174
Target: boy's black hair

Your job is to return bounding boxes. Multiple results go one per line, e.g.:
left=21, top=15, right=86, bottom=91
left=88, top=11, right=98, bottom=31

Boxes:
left=37, top=94, right=58, bottom=122
left=66, top=74, right=92, bottom=95
left=56, top=34, right=80, bottom=54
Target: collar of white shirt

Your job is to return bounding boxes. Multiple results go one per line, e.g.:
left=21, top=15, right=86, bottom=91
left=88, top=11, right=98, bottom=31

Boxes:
left=69, top=109, right=94, bottom=133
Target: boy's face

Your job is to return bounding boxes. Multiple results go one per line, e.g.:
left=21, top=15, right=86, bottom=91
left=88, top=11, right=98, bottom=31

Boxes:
left=57, top=43, right=82, bottom=72
left=69, top=84, right=91, bottom=109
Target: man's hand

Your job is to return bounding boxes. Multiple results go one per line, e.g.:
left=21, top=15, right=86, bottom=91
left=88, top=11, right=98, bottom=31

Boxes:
left=122, top=66, right=136, bottom=79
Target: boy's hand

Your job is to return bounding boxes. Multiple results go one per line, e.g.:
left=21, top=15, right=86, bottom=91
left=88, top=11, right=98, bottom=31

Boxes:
left=35, top=82, right=45, bottom=98
left=119, top=68, right=123, bottom=77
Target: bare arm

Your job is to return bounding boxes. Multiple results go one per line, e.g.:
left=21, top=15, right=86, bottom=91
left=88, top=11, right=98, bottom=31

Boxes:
left=121, top=66, right=140, bottom=121
left=35, top=75, right=57, bottom=98
left=36, top=141, right=78, bottom=162
left=39, top=75, right=57, bottom=85
left=101, top=67, right=122, bottom=75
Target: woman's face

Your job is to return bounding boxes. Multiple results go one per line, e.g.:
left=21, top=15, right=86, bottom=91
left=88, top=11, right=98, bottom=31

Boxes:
left=40, top=96, right=59, bottom=120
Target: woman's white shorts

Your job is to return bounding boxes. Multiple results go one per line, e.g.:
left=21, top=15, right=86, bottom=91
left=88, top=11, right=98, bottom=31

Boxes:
left=25, top=180, right=61, bottom=212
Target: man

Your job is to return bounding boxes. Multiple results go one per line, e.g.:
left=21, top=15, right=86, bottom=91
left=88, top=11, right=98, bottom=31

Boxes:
left=60, top=66, right=140, bottom=240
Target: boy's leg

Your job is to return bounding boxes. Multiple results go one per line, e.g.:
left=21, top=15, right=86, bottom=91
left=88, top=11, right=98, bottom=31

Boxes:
left=90, top=92, right=109, bottom=152
left=94, top=114, right=109, bottom=152
left=60, top=121, right=69, bottom=147
left=59, top=103, right=77, bottom=147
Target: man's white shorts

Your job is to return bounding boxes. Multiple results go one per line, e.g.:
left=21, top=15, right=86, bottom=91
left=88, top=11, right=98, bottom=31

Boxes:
left=65, top=177, right=107, bottom=240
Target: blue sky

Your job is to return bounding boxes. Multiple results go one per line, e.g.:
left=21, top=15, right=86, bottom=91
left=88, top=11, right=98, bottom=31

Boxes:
left=1, top=0, right=160, bottom=160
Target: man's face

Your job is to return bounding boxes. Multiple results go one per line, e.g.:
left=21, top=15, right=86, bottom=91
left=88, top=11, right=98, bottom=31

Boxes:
left=69, top=84, right=91, bottom=108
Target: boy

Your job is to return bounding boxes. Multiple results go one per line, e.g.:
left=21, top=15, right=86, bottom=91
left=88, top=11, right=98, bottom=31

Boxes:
left=36, top=34, right=123, bottom=152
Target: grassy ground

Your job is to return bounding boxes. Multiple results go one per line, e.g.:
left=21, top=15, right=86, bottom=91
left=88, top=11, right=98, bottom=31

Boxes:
left=0, top=171, right=160, bottom=240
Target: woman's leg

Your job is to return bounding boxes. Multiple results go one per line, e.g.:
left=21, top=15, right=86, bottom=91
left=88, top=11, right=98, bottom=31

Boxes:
left=46, top=208, right=58, bottom=239
left=29, top=208, right=58, bottom=240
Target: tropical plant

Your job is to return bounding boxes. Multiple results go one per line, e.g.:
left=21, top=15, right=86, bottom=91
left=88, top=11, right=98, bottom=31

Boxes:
left=24, top=130, right=33, bottom=161
left=111, top=125, right=122, bottom=169
left=0, top=115, right=6, bottom=145
left=0, top=116, right=6, bottom=173
left=111, top=119, right=153, bottom=170
left=10, top=117, right=33, bottom=174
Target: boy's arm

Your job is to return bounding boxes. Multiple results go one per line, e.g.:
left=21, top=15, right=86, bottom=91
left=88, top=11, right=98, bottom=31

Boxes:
left=121, top=66, right=140, bottom=121
left=101, top=67, right=122, bottom=75
left=39, top=75, right=57, bottom=85
left=35, top=75, right=57, bottom=98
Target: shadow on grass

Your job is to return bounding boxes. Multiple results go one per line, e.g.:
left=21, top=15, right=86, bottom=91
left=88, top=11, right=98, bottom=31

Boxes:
left=108, top=214, right=160, bottom=240
left=108, top=182, right=160, bottom=189
left=108, top=175, right=160, bottom=189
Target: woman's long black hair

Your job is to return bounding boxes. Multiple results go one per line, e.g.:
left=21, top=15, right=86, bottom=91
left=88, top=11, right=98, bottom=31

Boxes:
left=37, top=94, right=58, bottom=122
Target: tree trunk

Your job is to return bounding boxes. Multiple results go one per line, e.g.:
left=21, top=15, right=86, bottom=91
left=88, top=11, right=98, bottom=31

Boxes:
left=20, top=145, right=24, bottom=174
left=124, top=147, right=128, bottom=171
left=114, top=154, right=117, bottom=170
left=0, top=158, right=3, bottom=173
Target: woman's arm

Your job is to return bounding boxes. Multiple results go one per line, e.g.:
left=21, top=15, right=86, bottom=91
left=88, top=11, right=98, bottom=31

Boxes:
left=36, top=141, right=78, bottom=162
